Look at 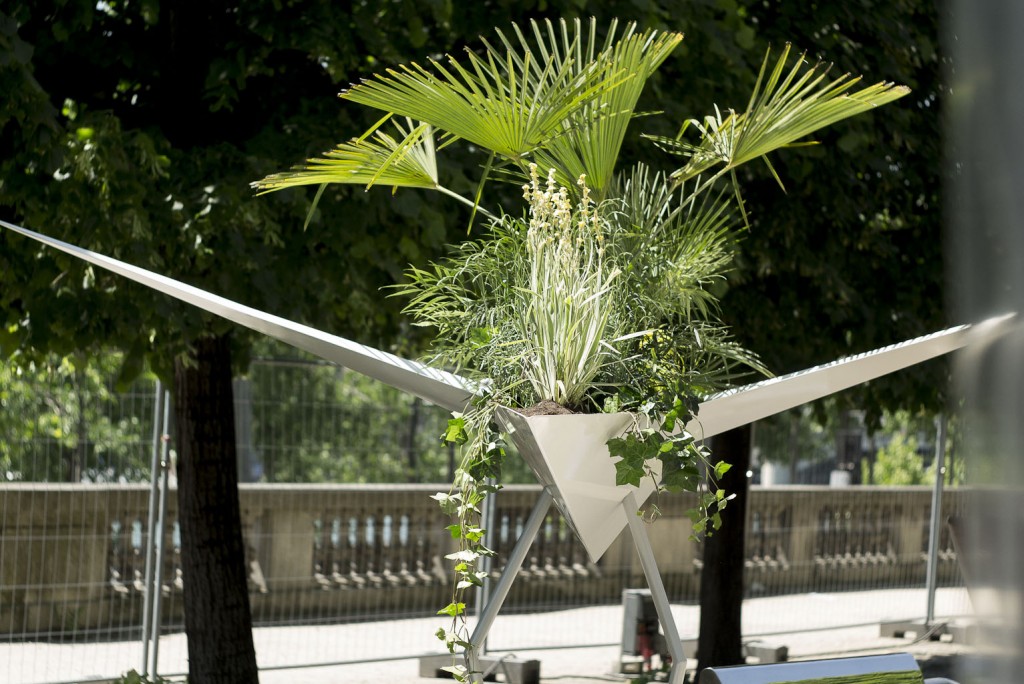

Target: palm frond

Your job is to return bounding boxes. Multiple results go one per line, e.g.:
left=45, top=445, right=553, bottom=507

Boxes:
left=659, top=44, right=910, bottom=184
left=253, top=118, right=438, bottom=193
left=525, top=21, right=683, bottom=199
left=341, top=18, right=680, bottom=181
left=341, top=19, right=609, bottom=160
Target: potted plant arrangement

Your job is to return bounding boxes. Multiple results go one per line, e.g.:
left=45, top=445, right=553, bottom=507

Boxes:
left=256, top=17, right=907, bottom=678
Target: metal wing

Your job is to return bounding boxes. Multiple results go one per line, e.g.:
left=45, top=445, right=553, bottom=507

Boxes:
left=1, top=220, right=477, bottom=412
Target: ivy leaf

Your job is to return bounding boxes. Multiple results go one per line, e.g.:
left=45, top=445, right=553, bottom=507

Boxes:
left=437, top=602, right=466, bottom=617
left=614, top=456, right=644, bottom=487
left=441, top=664, right=468, bottom=681
left=444, top=414, right=468, bottom=445
left=445, top=550, right=480, bottom=562
left=662, top=464, right=697, bottom=492
left=469, top=326, right=492, bottom=347
left=431, top=492, right=460, bottom=516
left=714, top=461, right=732, bottom=479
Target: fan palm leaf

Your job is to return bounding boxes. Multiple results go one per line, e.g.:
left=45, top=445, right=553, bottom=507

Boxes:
left=254, top=117, right=438, bottom=193
left=342, top=18, right=680, bottom=175
left=530, top=22, right=682, bottom=199
left=652, top=44, right=910, bottom=185
left=340, top=19, right=603, bottom=160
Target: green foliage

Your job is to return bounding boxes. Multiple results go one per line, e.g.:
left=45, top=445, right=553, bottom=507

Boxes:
left=661, top=44, right=908, bottom=185
left=257, top=19, right=685, bottom=201
left=0, top=353, right=155, bottom=482
left=243, top=348, right=455, bottom=484
left=871, top=432, right=927, bottom=486
left=866, top=410, right=963, bottom=486
left=753, top=403, right=844, bottom=488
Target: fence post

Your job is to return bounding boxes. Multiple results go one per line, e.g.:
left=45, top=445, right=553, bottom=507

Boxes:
left=149, top=387, right=173, bottom=676
left=140, top=380, right=165, bottom=676
left=925, top=413, right=947, bottom=625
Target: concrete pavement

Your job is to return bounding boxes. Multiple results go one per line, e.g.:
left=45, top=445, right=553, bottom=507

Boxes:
left=2, top=587, right=978, bottom=684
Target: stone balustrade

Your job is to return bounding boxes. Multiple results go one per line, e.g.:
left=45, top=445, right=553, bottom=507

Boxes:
left=0, top=484, right=965, bottom=638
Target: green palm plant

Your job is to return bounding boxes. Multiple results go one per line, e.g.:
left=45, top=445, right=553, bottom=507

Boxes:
left=648, top=43, right=909, bottom=220
left=255, top=19, right=683, bottom=206
left=256, top=19, right=908, bottom=681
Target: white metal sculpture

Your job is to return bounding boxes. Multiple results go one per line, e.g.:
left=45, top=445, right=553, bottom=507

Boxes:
left=2, top=218, right=1013, bottom=683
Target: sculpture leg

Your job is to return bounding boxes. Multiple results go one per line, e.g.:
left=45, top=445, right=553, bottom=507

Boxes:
left=465, top=490, right=553, bottom=681
left=623, top=491, right=688, bottom=684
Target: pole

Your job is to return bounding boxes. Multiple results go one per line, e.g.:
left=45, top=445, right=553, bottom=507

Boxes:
left=149, top=388, right=172, bottom=675
left=623, top=491, right=687, bottom=684
left=466, top=490, right=552, bottom=679
left=140, top=380, right=164, bottom=676
left=475, top=478, right=499, bottom=656
left=925, top=413, right=947, bottom=625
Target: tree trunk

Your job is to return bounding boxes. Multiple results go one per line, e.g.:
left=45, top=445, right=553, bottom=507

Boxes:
left=173, top=334, right=259, bottom=684
left=696, top=424, right=751, bottom=676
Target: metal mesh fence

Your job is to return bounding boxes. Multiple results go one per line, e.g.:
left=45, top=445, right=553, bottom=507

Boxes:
left=0, top=352, right=972, bottom=682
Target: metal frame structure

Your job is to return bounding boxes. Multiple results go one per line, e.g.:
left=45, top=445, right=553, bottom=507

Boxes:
left=2, top=219, right=1015, bottom=683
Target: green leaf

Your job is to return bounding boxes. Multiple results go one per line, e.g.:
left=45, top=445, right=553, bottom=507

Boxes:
left=254, top=117, right=439, bottom=193
left=340, top=19, right=644, bottom=163
left=440, top=664, right=468, bottom=681
left=661, top=464, right=697, bottom=492
left=530, top=20, right=683, bottom=197
left=431, top=492, right=460, bottom=515
left=614, top=457, right=644, bottom=487
left=444, top=415, right=468, bottom=444
left=445, top=550, right=480, bottom=562
left=714, top=461, right=732, bottom=479
left=437, top=602, right=466, bottom=617
left=662, top=44, right=910, bottom=187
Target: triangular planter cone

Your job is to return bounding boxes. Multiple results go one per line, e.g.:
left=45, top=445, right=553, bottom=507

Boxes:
left=495, top=407, right=661, bottom=563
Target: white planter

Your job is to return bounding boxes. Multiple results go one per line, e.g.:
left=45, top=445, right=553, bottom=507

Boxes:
left=495, top=407, right=661, bottom=562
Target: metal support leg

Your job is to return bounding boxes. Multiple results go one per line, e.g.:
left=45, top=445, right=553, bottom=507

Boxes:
left=465, top=490, right=553, bottom=680
left=623, top=491, right=687, bottom=684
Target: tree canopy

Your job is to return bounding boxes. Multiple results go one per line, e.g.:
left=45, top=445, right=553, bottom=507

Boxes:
left=2, top=1, right=944, bottom=408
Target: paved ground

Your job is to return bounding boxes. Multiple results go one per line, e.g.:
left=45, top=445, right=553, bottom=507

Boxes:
left=2, top=588, right=983, bottom=684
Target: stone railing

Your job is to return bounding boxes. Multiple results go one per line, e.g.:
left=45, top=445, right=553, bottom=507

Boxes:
left=0, top=484, right=965, bottom=638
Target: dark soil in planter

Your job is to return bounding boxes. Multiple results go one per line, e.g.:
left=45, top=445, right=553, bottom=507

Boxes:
left=519, top=400, right=579, bottom=416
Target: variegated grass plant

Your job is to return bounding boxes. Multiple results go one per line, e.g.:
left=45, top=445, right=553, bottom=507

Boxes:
left=521, top=166, right=622, bottom=407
